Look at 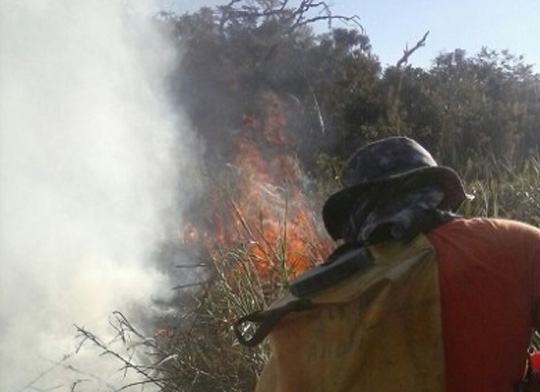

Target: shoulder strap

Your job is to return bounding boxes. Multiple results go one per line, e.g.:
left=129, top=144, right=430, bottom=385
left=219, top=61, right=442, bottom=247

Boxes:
left=288, top=245, right=373, bottom=297
left=234, top=298, right=312, bottom=347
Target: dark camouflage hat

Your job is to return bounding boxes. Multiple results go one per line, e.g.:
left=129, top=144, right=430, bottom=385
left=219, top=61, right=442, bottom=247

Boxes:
left=323, top=137, right=472, bottom=240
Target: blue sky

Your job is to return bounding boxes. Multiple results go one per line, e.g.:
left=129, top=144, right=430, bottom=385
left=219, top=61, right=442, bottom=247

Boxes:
left=165, top=0, right=539, bottom=71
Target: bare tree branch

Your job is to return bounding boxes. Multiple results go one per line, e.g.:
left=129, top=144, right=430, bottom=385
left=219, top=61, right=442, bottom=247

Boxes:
left=396, top=30, right=430, bottom=69
left=218, top=0, right=363, bottom=39
left=389, top=31, right=430, bottom=135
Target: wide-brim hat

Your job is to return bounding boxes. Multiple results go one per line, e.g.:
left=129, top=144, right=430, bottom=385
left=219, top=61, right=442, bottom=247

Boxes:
left=323, top=137, right=473, bottom=240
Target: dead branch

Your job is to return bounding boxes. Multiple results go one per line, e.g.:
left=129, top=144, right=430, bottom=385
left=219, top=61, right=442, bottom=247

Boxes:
left=15, top=358, right=71, bottom=392
left=304, top=76, right=326, bottom=134
left=396, top=30, right=430, bottom=69
left=175, top=263, right=212, bottom=268
left=285, top=0, right=362, bottom=33
left=172, top=280, right=209, bottom=290
left=74, top=324, right=165, bottom=390
left=218, top=0, right=362, bottom=40
left=390, top=31, right=430, bottom=135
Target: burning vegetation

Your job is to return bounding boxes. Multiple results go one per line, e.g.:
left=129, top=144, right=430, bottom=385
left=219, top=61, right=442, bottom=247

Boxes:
left=14, top=1, right=540, bottom=391
left=180, top=92, right=331, bottom=279
left=114, top=91, right=337, bottom=392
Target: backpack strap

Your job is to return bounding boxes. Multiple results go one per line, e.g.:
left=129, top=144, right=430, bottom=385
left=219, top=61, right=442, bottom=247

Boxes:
left=234, top=298, right=312, bottom=347
left=288, top=244, right=373, bottom=297
left=234, top=243, right=373, bottom=347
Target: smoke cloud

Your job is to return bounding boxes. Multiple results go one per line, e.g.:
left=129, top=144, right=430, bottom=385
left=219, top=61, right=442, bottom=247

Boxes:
left=0, top=0, right=193, bottom=390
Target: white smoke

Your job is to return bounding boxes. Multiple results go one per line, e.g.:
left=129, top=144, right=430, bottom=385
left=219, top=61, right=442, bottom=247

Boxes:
left=0, top=1, right=193, bottom=390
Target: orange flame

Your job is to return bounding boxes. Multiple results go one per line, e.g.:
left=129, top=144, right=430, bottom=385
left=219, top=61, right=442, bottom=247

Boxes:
left=183, top=94, right=331, bottom=281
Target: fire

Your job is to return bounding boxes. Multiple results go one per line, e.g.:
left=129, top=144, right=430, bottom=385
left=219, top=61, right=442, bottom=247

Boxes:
left=183, top=93, right=332, bottom=281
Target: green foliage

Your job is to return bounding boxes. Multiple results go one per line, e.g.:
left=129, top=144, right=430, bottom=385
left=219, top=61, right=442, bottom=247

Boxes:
left=158, top=3, right=540, bottom=180
left=387, top=48, right=540, bottom=170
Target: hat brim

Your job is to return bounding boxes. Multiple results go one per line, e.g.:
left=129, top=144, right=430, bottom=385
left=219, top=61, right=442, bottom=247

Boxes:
left=322, top=166, right=473, bottom=240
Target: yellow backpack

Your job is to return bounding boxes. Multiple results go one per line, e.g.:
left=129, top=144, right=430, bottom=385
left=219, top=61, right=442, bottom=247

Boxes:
left=235, top=234, right=445, bottom=392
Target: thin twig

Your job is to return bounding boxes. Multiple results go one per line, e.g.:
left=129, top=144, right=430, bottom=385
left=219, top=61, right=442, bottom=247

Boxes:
left=175, top=263, right=212, bottom=268
left=74, top=327, right=165, bottom=390
left=172, top=281, right=209, bottom=290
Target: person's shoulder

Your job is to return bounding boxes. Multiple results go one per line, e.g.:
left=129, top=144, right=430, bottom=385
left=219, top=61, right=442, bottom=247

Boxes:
left=445, top=217, right=540, bottom=241
left=433, top=216, right=539, bottom=238
left=429, top=217, right=540, bottom=258
left=472, top=217, right=539, bottom=232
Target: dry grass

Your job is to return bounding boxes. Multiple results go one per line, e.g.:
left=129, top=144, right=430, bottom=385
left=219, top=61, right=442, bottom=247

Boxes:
left=70, top=234, right=295, bottom=392
left=154, top=243, right=287, bottom=392
left=462, top=158, right=540, bottom=225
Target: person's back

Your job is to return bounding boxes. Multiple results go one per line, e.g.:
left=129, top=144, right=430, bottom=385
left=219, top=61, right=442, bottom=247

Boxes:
left=429, top=217, right=540, bottom=391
